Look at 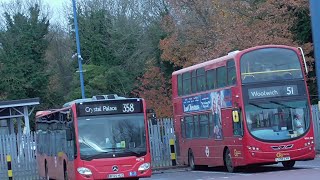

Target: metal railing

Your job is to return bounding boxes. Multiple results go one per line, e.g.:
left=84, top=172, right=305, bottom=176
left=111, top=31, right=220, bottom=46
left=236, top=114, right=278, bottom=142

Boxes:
left=0, top=133, right=39, bottom=179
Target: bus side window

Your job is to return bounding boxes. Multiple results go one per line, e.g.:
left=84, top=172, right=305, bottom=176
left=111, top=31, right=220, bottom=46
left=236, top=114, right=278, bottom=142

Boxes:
left=181, top=118, right=185, bottom=138
left=199, top=114, right=209, bottom=138
left=232, top=109, right=243, bottom=136
left=206, top=69, right=216, bottom=90
left=194, top=115, right=199, bottom=138
left=227, top=60, right=236, bottom=85
left=217, top=66, right=227, bottom=88
left=192, top=70, right=197, bottom=93
left=185, top=116, right=194, bottom=138
left=209, top=113, right=214, bottom=138
left=178, top=74, right=183, bottom=96
left=183, top=72, right=191, bottom=95
left=197, top=68, right=206, bottom=92
left=65, top=110, right=77, bottom=160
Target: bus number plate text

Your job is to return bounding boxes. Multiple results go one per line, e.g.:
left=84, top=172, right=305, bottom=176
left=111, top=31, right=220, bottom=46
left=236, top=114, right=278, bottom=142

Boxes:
left=108, top=173, right=124, bottom=179
left=275, top=157, right=291, bottom=162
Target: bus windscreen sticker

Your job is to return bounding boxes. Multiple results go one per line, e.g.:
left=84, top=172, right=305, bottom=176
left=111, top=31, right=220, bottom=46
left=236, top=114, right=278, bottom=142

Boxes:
left=248, top=85, right=298, bottom=99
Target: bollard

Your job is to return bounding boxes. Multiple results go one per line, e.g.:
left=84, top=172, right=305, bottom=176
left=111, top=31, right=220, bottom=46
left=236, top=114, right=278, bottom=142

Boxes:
left=170, top=139, right=176, bottom=166
left=7, top=155, right=13, bottom=180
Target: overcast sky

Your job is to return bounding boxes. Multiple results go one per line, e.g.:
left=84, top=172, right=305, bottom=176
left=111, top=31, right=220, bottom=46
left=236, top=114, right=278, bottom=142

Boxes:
left=0, top=0, right=71, bottom=26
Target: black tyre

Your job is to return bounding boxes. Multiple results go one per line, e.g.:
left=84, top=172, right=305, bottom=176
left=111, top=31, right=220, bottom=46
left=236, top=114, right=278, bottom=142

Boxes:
left=282, top=161, right=295, bottom=169
left=224, top=149, right=235, bottom=173
left=188, top=150, right=198, bottom=170
left=64, top=161, right=68, bottom=180
left=45, top=161, right=49, bottom=180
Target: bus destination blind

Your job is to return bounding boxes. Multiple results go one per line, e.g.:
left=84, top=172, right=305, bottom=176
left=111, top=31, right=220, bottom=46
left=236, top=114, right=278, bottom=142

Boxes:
left=77, top=100, right=143, bottom=116
left=248, top=85, right=298, bottom=99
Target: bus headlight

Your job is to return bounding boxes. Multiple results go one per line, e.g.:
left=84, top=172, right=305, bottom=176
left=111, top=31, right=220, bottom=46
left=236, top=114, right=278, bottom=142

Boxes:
left=138, top=163, right=150, bottom=171
left=77, top=167, right=92, bottom=176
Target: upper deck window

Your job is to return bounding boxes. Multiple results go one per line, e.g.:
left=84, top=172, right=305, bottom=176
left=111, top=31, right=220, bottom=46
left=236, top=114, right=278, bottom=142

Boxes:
left=192, top=70, right=197, bottom=93
left=197, top=68, right=206, bottom=92
left=217, top=66, right=227, bottom=88
left=183, top=72, right=191, bottom=95
left=227, top=60, right=236, bottom=85
left=178, top=74, right=182, bottom=96
left=206, top=69, right=216, bottom=90
left=240, top=48, right=303, bottom=84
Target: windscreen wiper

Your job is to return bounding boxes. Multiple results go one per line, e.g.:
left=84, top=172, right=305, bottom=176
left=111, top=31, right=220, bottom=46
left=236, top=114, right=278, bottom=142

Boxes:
left=82, top=151, right=112, bottom=160
left=103, top=147, right=125, bottom=152
left=270, top=101, right=293, bottom=109
left=123, top=149, right=144, bottom=156
left=104, top=148, right=144, bottom=156
left=249, top=102, right=270, bottom=109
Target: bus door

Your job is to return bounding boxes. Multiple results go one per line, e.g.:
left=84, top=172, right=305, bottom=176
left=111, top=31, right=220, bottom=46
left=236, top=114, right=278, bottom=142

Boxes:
left=179, top=116, right=187, bottom=163
left=223, top=108, right=244, bottom=165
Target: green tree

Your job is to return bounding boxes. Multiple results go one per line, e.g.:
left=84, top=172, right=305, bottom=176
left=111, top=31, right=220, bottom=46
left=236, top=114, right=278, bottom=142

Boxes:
left=0, top=4, right=49, bottom=102
left=67, top=0, right=170, bottom=99
left=289, top=2, right=317, bottom=104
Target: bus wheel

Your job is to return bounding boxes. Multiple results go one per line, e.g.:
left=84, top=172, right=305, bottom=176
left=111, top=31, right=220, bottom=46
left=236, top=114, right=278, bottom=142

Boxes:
left=64, top=161, right=68, bottom=180
left=224, top=149, right=235, bottom=173
left=188, top=150, right=197, bottom=170
left=282, top=161, right=295, bottom=169
left=45, top=161, right=49, bottom=180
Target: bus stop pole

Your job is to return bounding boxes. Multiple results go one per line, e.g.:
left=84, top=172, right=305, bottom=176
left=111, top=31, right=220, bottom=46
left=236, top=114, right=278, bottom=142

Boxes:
left=72, top=0, right=86, bottom=99
left=310, top=0, right=320, bottom=109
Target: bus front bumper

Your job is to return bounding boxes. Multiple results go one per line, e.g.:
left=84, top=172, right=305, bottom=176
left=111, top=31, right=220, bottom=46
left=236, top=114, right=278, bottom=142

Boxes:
left=245, top=145, right=316, bottom=165
left=76, top=163, right=152, bottom=180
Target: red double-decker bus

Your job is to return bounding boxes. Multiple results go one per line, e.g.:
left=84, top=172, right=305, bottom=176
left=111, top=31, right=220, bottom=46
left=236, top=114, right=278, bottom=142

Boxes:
left=172, top=45, right=316, bottom=172
left=35, top=94, right=152, bottom=179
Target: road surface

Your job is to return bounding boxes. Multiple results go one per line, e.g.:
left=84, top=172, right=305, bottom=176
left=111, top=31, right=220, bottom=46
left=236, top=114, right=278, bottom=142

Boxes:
left=149, top=158, right=320, bottom=180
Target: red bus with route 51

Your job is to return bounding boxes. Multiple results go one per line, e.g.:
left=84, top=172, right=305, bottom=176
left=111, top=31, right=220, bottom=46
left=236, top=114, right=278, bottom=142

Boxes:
left=172, top=45, right=316, bottom=172
left=36, top=94, right=152, bottom=179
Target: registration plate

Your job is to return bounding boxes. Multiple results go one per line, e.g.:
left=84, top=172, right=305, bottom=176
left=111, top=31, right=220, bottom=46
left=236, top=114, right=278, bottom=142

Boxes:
left=275, top=157, right=291, bottom=162
left=108, top=173, right=124, bottom=178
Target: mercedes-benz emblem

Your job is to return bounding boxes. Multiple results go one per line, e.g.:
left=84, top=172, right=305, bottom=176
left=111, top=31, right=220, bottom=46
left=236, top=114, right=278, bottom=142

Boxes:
left=112, top=165, right=119, bottom=172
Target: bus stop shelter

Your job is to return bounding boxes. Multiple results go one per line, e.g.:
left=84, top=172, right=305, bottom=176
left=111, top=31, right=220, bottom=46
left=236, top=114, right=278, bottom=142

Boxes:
left=0, top=98, right=39, bottom=135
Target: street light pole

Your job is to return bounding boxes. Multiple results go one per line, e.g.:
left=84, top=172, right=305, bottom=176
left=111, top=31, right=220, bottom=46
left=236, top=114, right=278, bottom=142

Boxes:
left=72, top=0, right=86, bottom=99
left=310, top=0, right=320, bottom=109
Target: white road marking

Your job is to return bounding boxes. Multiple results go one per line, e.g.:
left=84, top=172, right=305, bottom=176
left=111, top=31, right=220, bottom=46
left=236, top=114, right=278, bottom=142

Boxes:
left=192, top=171, right=229, bottom=175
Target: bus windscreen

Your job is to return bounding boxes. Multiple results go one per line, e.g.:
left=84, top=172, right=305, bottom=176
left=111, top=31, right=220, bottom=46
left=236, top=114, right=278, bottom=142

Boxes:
left=78, top=113, right=147, bottom=160
left=245, top=100, right=310, bottom=141
left=240, top=48, right=303, bottom=83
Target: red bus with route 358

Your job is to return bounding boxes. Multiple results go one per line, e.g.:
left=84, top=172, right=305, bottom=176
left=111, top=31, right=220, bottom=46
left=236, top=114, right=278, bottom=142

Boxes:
left=35, top=94, right=152, bottom=179
left=172, top=45, right=316, bottom=172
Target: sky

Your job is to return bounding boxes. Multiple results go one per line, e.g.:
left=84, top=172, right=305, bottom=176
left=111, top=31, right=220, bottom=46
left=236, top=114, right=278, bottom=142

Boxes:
left=0, top=0, right=70, bottom=26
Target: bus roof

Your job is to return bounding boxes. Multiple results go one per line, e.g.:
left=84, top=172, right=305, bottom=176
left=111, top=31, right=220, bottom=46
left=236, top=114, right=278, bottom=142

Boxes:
left=35, top=94, right=142, bottom=118
left=172, top=50, right=240, bottom=75
left=172, top=44, right=300, bottom=76
left=62, top=94, right=142, bottom=107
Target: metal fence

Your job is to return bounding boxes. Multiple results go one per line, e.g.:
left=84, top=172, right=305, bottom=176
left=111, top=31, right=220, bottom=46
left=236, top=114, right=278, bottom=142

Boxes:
left=148, top=118, right=176, bottom=167
left=312, top=105, right=320, bottom=152
left=0, top=132, right=39, bottom=180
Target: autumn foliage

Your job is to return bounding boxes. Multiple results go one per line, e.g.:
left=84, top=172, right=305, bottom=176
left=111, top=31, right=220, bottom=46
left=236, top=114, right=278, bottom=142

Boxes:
left=133, top=66, right=173, bottom=118
left=137, top=0, right=315, bottom=117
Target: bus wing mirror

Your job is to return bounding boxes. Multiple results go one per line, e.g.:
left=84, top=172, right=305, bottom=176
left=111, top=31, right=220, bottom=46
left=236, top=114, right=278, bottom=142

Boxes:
left=147, top=109, right=157, bottom=125
left=232, top=110, right=240, bottom=123
left=147, top=109, right=154, bottom=113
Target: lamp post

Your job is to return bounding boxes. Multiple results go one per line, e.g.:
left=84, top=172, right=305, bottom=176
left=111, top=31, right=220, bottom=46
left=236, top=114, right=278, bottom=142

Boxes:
left=310, top=0, right=320, bottom=109
left=72, top=0, right=86, bottom=99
